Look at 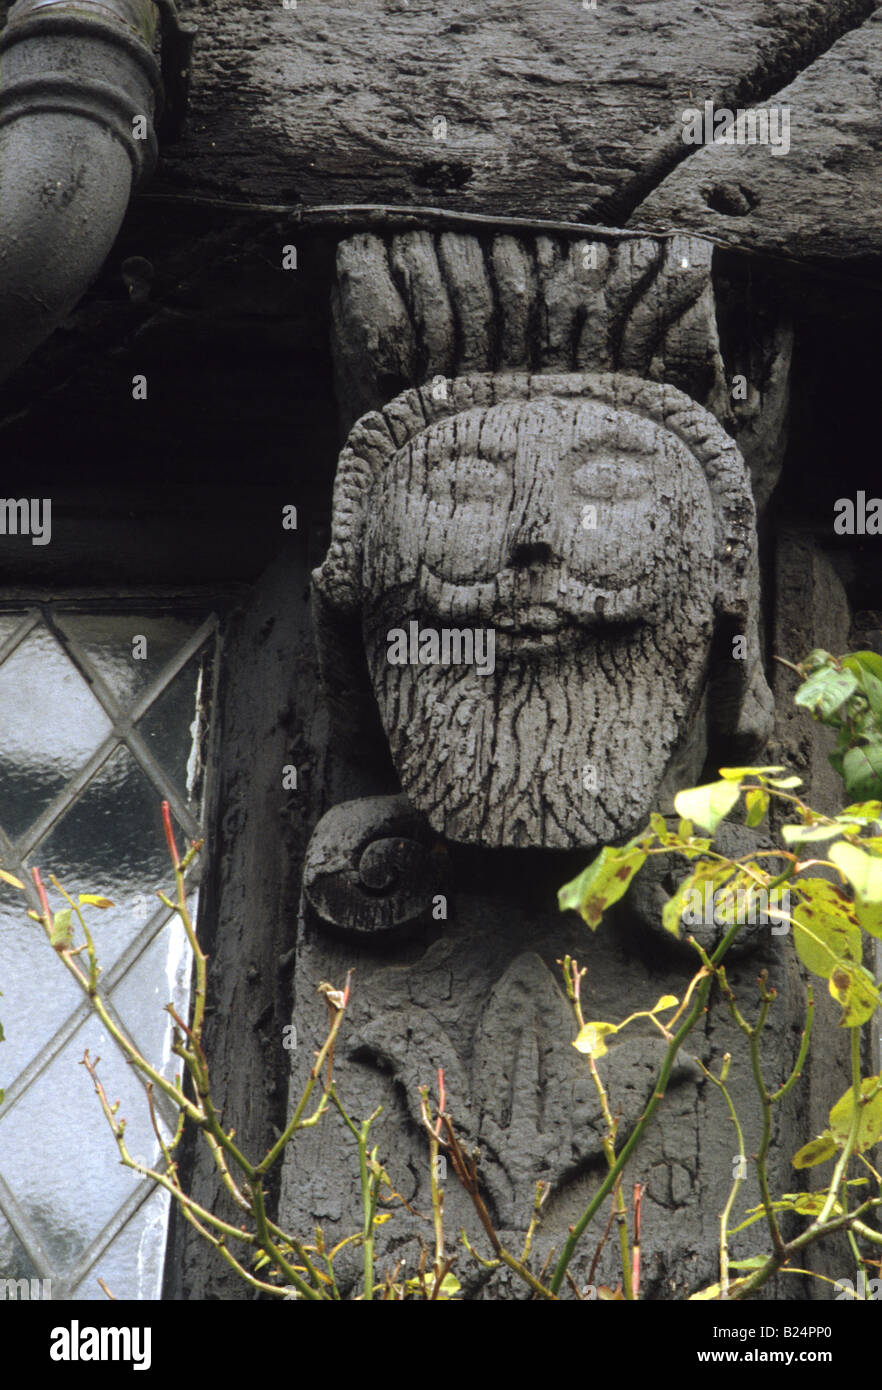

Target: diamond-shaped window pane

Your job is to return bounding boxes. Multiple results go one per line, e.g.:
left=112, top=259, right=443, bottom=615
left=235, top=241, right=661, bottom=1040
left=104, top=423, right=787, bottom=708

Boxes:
left=71, top=1185, right=170, bottom=1302
left=138, top=652, right=210, bottom=801
left=0, top=878, right=82, bottom=1088
left=53, top=612, right=210, bottom=713
left=25, top=746, right=190, bottom=973
left=0, top=625, right=114, bottom=841
left=0, top=1012, right=165, bottom=1275
left=0, top=614, right=33, bottom=654
left=110, top=913, right=192, bottom=1075
left=0, top=1212, right=45, bottom=1284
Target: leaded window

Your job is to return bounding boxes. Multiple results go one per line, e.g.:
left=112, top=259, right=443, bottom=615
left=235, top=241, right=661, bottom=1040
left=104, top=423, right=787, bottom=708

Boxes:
left=0, top=599, right=220, bottom=1300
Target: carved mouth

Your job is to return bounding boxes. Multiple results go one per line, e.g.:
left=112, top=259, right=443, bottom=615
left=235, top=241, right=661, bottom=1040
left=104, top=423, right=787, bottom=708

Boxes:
left=492, top=614, right=643, bottom=657
left=493, top=605, right=561, bottom=634
left=416, top=561, right=648, bottom=629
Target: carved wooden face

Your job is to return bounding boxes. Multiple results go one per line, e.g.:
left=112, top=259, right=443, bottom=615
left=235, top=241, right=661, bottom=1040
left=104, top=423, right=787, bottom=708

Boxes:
left=357, top=395, right=718, bottom=849
left=364, top=398, right=715, bottom=651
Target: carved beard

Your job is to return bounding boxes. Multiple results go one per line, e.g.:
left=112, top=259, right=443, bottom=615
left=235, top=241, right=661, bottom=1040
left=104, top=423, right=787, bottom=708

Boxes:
left=362, top=584, right=715, bottom=850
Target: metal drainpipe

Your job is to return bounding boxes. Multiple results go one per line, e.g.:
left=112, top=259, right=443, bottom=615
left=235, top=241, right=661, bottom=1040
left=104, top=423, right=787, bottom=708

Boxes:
left=0, top=0, right=163, bottom=382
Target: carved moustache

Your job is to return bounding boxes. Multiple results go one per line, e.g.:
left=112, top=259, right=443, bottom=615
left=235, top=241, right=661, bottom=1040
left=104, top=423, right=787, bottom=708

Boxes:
left=413, top=559, right=650, bottom=637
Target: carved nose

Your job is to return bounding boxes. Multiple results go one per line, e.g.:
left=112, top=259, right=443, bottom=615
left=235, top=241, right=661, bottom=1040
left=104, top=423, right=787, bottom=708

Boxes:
left=510, top=541, right=552, bottom=568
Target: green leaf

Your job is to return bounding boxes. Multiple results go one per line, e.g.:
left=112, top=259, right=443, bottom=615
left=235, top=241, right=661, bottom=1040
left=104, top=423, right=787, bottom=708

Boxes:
left=829, top=1077, right=882, bottom=1152
left=790, top=1193, right=832, bottom=1216
left=841, top=743, right=882, bottom=800
left=663, top=863, right=737, bottom=937
left=842, top=650, right=882, bottom=683
left=558, top=842, right=647, bottom=930
left=792, top=1132, right=838, bottom=1170
left=673, top=780, right=742, bottom=833
left=829, top=841, right=882, bottom=938
left=727, top=1255, right=768, bottom=1271
left=827, top=961, right=881, bottom=1027
left=842, top=653, right=882, bottom=721
left=794, top=666, right=859, bottom=721
left=661, top=876, right=696, bottom=939
left=766, top=775, right=803, bottom=789
left=744, top=787, right=769, bottom=827
left=49, top=908, right=74, bottom=950
left=789, top=879, right=861, bottom=980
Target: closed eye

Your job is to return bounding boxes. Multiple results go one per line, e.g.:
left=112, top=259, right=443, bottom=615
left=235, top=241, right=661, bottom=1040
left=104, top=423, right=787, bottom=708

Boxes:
left=427, top=456, right=512, bottom=503
left=570, top=459, right=652, bottom=501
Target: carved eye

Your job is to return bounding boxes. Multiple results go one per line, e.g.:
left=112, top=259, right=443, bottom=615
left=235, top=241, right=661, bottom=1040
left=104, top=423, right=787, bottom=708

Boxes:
left=427, top=456, right=511, bottom=504
left=570, top=458, right=653, bottom=501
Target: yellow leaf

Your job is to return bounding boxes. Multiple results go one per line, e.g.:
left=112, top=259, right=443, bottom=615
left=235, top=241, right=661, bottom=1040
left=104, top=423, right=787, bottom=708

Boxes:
left=651, top=994, right=679, bottom=1013
left=0, top=868, right=24, bottom=890
left=674, top=780, right=741, bottom=833
left=792, top=1132, right=838, bottom=1170
left=829, top=842, right=882, bottom=938
left=573, top=1021, right=618, bottom=1058
left=79, top=894, right=115, bottom=908
left=828, top=962, right=880, bottom=1027
left=829, top=1077, right=882, bottom=1152
left=689, top=1277, right=749, bottom=1301
left=717, top=766, right=785, bottom=780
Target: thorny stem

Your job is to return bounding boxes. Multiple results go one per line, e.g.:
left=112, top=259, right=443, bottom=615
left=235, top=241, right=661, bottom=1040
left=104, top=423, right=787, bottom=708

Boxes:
left=550, top=912, right=748, bottom=1295
left=327, top=1088, right=383, bottom=1300
left=256, top=977, right=350, bottom=1176
left=731, top=1030, right=871, bottom=1300
left=420, top=1071, right=448, bottom=1291
left=586, top=1052, right=634, bottom=1300
left=816, top=1028, right=863, bottom=1229
left=745, top=979, right=784, bottom=1254
left=33, top=868, right=206, bottom=1125
left=696, top=1053, right=745, bottom=1298
left=438, top=1110, right=557, bottom=1299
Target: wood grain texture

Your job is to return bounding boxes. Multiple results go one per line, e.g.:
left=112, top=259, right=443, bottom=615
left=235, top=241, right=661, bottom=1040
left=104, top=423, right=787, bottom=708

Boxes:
left=154, top=0, right=874, bottom=246
left=280, top=800, right=805, bottom=1298
left=330, top=229, right=729, bottom=429
left=629, top=9, right=882, bottom=263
